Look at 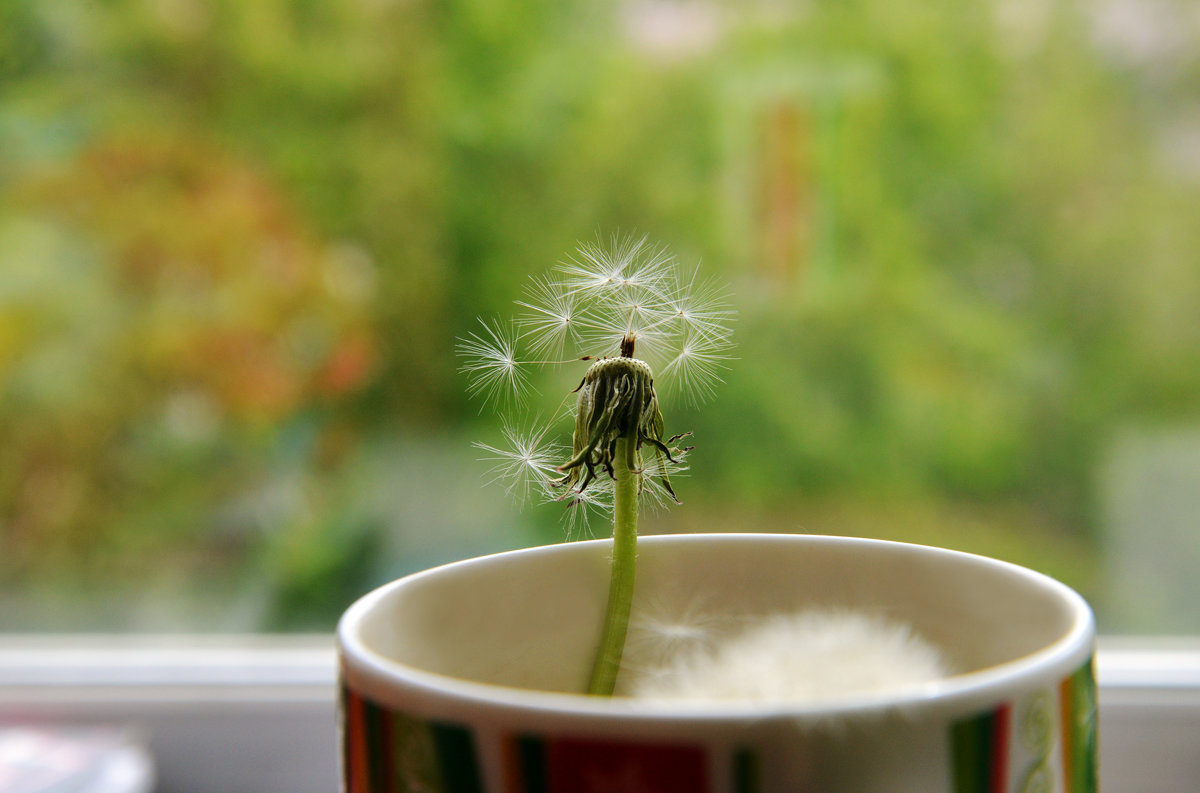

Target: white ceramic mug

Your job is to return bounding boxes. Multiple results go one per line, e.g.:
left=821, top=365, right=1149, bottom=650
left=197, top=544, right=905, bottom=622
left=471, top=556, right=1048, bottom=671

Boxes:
left=338, top=533, right=1097, bottom=793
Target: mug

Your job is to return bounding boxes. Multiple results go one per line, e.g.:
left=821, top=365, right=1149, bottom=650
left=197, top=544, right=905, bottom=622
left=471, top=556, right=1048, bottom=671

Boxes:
left=338, top=533, right=1097, bottom=792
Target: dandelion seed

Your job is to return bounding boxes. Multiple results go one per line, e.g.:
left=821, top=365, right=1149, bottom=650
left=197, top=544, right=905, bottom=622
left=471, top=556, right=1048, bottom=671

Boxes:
left=472, top=420, right=565, bottom=506
left=553, top=476, right=614, bottom=539
left=456, top=318, right=529, bottom=406
left=659, top=330, right=733, bottom=404
left=639, top=443, right=690, bottom=510
left=655, top=269, right=736, bottom=345
left=557, top=235, right=674, bottom=303
left=557, top=239, right=630, bottom=296
left=612, top=238, right=676, bottom=300
left=624, top=597, right=729, bottom=673
left=515, top=275, right=584, bottom=360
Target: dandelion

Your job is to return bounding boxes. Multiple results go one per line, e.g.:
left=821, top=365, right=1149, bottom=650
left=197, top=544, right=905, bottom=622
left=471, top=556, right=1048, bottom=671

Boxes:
left=457, top=234, right=733, bottom=696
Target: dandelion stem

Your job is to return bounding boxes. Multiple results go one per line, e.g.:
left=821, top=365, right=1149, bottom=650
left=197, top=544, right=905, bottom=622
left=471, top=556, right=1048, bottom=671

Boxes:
left=587, top=433, right=639, bottom=696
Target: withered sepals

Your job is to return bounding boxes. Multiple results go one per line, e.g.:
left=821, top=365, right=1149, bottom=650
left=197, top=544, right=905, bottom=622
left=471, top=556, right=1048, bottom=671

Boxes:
left=556, top=342, right=691, bottom=503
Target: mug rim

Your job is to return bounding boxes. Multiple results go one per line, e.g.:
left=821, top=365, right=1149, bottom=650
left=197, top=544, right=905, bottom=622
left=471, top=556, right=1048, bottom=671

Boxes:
left=338, top=533, right=1095, bottom=726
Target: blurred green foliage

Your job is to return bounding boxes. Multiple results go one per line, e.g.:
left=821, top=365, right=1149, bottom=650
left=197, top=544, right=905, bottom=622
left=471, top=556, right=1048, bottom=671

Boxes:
left=1, top=0, right=1198, bottom=630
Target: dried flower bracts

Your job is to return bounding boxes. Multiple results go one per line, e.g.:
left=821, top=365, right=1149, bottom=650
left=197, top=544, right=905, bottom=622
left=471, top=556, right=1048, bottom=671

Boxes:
left=556, top=342, right=693, bottom=505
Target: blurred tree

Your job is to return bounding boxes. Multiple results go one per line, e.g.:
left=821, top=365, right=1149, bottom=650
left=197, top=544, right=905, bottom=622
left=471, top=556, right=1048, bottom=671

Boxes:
left=0, top=132, right=376, bottom=607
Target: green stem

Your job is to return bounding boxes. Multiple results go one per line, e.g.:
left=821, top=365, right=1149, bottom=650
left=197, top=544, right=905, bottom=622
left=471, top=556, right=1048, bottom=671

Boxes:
left=587, top=434, right=639, bottom=696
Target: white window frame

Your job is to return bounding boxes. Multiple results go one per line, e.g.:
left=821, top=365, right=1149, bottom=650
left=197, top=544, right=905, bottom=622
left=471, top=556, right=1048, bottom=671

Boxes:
left=2, top=636, right=1198, bottom=793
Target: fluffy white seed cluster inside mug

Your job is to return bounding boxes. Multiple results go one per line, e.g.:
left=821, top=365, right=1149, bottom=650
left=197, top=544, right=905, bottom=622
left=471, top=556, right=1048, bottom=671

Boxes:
left=629, top=610, right=949, bottom=703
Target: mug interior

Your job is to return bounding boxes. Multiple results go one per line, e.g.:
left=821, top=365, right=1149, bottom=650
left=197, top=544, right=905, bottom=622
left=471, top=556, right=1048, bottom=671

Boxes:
left=344, top=533, right=1091, bottom=703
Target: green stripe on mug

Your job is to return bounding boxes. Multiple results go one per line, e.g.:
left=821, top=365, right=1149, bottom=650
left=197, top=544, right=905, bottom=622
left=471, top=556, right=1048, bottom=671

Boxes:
left=1061, top=658, right=1098, bottom=793
left=951, top=703, right=1011, bottom=793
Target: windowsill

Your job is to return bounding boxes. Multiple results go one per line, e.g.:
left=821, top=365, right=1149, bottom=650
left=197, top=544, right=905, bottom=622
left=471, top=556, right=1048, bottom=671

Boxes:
left=2, top=636, right=1198, bottom=792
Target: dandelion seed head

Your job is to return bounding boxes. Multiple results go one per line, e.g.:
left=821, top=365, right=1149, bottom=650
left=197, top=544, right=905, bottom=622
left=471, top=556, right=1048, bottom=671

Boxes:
left=457, top=234, right=732, bottom=531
